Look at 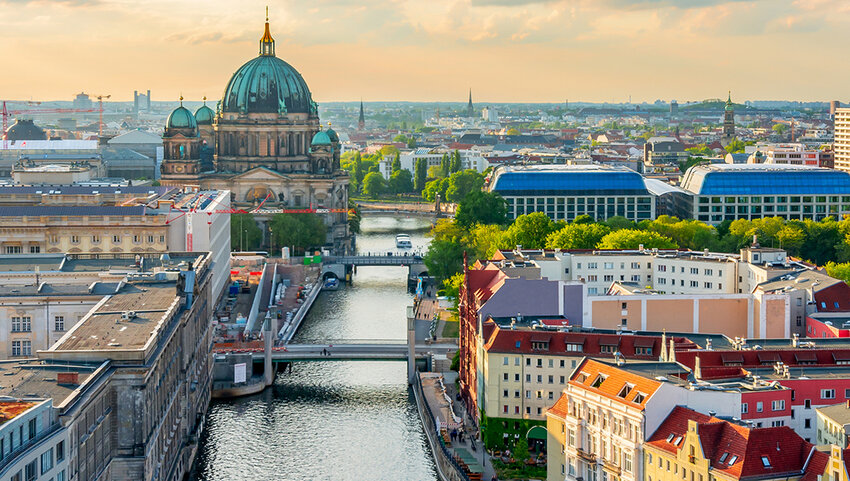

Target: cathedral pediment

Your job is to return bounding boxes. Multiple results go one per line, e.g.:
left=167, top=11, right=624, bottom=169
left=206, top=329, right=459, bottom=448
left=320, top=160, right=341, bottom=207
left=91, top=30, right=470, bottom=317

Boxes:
left=230, top=166, right=291, bottom=181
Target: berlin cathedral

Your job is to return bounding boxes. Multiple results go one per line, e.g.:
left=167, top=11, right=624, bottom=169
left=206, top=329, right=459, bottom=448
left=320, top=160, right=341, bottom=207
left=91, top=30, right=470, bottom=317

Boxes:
left=160, top=15, right=350, bottom=253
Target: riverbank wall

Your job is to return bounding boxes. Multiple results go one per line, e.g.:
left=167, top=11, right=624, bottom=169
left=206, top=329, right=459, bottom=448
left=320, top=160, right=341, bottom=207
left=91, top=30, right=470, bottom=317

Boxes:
left=412, top=372, right=473, bottom=481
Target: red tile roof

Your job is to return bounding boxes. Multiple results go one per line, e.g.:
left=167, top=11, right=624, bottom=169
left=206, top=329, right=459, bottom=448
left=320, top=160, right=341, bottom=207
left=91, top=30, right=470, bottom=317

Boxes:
left=483, top=324, right=673, bottom=361
left=646, top=406, right=817, bottom=480
left=676, top=348, right=850, bottom=372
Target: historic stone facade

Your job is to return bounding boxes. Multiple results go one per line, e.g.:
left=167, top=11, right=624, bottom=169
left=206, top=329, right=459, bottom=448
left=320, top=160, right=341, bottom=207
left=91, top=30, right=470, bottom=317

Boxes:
left=161, top=16, right=350, bottom=253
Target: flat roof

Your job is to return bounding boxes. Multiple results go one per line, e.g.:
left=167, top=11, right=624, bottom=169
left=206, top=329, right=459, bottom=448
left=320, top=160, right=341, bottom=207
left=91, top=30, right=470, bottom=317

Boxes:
left=0, top=361, right=100, bottom=404
left=0, top=401, right=38, bottom=425
left=817, top=402, right=850, bottom=425
left=53, top=283, right=178, bottom=352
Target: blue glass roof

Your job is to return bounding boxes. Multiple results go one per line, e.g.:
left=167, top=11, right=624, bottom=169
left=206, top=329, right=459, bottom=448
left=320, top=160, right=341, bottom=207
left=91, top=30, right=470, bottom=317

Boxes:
left=492, top=170, right=649, bottom=196
left=685, top=168, right=850, bottom=195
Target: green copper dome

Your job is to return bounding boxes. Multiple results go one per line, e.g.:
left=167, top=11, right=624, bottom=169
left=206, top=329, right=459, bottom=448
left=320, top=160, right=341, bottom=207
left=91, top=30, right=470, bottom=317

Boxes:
left=221, top=55, right=315, bottom=115
left=195, top=104, right=215, bottom=125
left=166, top=105, right=198, bottom=130
left=311, top=130, right=331, bottom=146
left=325, top=125, right=339, bottom=143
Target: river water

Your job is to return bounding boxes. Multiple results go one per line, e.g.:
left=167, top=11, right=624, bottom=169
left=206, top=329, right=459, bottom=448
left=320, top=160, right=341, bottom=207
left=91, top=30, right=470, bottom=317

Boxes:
left=193, top=215, right=439, bottom=481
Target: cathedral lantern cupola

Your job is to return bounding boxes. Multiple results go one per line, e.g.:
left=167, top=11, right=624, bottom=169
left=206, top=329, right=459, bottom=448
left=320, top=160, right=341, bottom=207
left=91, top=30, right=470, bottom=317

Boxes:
left=260, top=7, right=275, bottom=57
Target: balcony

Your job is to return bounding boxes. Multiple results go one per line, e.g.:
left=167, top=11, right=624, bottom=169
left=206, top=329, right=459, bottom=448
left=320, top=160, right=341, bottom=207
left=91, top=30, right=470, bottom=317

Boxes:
left=600, top=458, right=621, bottom=476
left=576, top=447, right=596, bottom=463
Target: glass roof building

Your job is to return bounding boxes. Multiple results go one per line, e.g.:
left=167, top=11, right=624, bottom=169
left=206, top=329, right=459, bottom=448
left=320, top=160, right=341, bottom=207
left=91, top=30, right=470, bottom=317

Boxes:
left=679, top=164, right=850, bottom=224
left=488, top=165, right=655, bottom=222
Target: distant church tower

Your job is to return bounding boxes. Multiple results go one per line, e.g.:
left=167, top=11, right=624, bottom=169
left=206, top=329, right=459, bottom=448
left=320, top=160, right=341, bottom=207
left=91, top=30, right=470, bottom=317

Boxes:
left=466, top=89, right=474, bottom=117
left=722, top=91, right=735, bottom=147
left=358, top=100, right=365, bottom=130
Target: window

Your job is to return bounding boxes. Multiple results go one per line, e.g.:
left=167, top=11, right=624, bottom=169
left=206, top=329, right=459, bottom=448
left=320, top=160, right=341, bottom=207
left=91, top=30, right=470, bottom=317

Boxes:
left=525, top=374, right=531, bottom=382
left=147, top=235, right=154, bottom=243
left=11, top=316, right=31, bottom=332
left=514, top=374, right=520, bottom=382
left=805, top=418, right=811, bottom=429
left=690, top=268, right=699, bottom=274
left=591, top=374, right=607, bottom=388
left=29, top=246, right=40, bottom=254
left=5, top=245, right=21, bottom=254
left=503, top=405, right=508, bottom=413
left=113, top=235, right=121, bottom=243
left=526, top=390, right=531, bottom=399
left=566, top=343, right=582, bottom=352
left=548, top=375, right=554, bottom=384
left=41, top=448, right=53, bottom=474
left=719, top=453, right=729, bottom=463
left=770, top=420, right=784, bottom=427
left=503, top=389, right=508, bottom=398
left=822, top=389, right=836, bottom=400
left=623, top=452, right=632, bottom=473
left=772, top=400, right=785, bottom=411
left=514, top=390, right=520, bottom=398
left=617, top=384, right=633, bottom=398
left=756, top=401, right=763, bottom=412
left=559, top=360, right=565, bottom=368
left=633, top=392, right=646, bottom=404
left=588, top=262, right=598, bottom=269
left=604, top=262, right=614, bottom=269
left=25, top=460, right=36, bottom=481
left=503, top=373, right=508, bottom=381
left=728, top=455, right=738, bottom=466
left=805, top=399, right=811, bottom=409
left=54, top=316, right=64, bottom=332
left=28, top=418, right=35, bottom=438
left=503, top=356, right=509, bottom=365
left=11, top=341, right=31, bottom=357
left=92, top=235, right=100, bottom=243
left=635, top=347, right=652, bottom=356
left=560, top=376, right=565, bottom=384
left=71, top=235, right=80, bottom=244
left=56, top=470, right=65, bottom=481
left=741, top=403, right=748, bottom=414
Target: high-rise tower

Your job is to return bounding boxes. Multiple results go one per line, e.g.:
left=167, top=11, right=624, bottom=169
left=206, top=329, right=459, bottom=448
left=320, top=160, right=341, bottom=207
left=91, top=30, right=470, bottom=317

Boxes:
left=358, top=100, right=365, bottom=130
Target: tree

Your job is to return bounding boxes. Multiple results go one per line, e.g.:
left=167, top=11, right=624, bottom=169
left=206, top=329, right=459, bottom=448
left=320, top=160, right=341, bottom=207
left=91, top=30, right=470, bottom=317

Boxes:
left=414, top=158, right=427, bottom=192
left=353, top=151, right=364, bottom=190
left=347, top=200, right=361, bottom=234
left=725, top=138, right=746, bottom=154
left=546, top=223, right=611, bottom=249
left=427, top=165, right=446, bottom=180
left=468, top=223, right=510, bottom=260
left=391, top=152, right=401, bottom=173
left=514, top=437, right=530, bottom=462
left=424, top=238, right=466, bottom=280
left=423, top=178, right=448, bottom=202
left=597, top=229, right=677, bottom=250
left=772, top=123, right=789, bottom=135
left=826, top=262, right=850, bottom=283
left=506, top=128, right=520, bottom=136
left=388, top=169, right=414, bottom=194
left=573, top=214, right=595, bottom=224
left=440, top=153, right=450, bottom=178
left=270, top=213, right=327, bottom=253
left=392, top=133, right=409, bottom=143
left=455, top=191, right=508, bottom=227
left=362, top=171, right=387, bottom=198
left=445, top=170, right=485, bottom=203
left=504, top=212, right=560, bottom=249
left=604, top=216, right=635, bottom=231
left=450, top=150, right=462, bottom=173
left=231, top=214, right=263, bottom=251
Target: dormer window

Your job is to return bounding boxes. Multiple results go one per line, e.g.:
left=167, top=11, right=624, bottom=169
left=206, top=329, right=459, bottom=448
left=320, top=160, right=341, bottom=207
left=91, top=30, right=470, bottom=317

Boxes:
left=576, top=372, right=589, bottom=383
left=633, top=392, right=646, bottom=404
left=617, top=384, right=634, bottom=399
left=673, top=436, right=682, bottom=445
left=761, top=456, right=771, bottom=468
left=666, top=434, right=675, bottom=443
left=532, top=341, right=549, bottom=351
left=719, top=453, right=729, bottom=463
left=591, top=374, right=607, bottom=388
left=728, top=455, right=738, bottom=466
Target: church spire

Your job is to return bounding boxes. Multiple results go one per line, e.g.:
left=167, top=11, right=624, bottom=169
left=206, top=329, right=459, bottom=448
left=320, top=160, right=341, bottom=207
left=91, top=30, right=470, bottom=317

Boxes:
left=466, top=88, right=474, bottom=117
left=260, top=7, right=275, bottom=56
left=358, top=99, right=365, bottom=130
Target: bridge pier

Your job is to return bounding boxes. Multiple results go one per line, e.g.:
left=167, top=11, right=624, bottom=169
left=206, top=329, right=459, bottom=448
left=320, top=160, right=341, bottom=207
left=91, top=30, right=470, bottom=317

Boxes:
left=407, top=305, right=416, bottom=384
left=263, top=313, right=273, bottom=387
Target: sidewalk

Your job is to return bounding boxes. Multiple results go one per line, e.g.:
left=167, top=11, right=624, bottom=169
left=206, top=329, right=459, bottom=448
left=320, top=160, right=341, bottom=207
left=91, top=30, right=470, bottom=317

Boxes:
left=441, top=373, right=499, bottom=481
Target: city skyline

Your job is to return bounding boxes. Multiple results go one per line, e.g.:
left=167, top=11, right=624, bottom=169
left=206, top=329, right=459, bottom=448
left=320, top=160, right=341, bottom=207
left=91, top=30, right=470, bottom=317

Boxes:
left=2, top=0, right=850, bottom=103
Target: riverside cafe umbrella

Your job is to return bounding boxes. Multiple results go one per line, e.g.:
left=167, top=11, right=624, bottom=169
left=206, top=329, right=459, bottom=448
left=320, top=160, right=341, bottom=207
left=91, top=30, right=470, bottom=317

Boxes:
left=453, top=447, right=484, bottom=480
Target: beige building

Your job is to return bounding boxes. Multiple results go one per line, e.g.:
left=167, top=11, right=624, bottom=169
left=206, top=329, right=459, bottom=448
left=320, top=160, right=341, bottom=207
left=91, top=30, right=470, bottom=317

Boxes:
left=835, top=108, right=850, bottom=172
left=817, top=402, right=850, bottom=448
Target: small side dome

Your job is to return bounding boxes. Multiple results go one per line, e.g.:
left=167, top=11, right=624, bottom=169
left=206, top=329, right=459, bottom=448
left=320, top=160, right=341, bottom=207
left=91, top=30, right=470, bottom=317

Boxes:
left=325, top=123, right=339, bottom=143
left=311, top=130, right=331, bottom=146
left=166, top=105, right=198, bottom=131
left=195, top=100, right=215, bottom=125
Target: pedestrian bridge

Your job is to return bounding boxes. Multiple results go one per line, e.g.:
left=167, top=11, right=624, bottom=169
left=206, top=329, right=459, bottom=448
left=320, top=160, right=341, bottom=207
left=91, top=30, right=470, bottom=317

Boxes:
left=323, top=254, right=424, bottom=267
left=215, top=341, right=455, bottom=362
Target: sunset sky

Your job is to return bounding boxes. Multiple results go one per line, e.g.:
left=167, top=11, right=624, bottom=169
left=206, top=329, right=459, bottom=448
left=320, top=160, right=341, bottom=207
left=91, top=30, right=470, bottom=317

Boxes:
left=1, top=0, right=848, bottom=103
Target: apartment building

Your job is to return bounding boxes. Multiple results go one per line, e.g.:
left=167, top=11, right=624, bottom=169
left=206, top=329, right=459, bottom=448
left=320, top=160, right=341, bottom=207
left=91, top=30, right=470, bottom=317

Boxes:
left=0, top=399, right=69, bottom=481
left=0, top=251, right=215, bottom=481
left=834, top=108, right=850, bottom=172
left=643, top=406, right=821, bottom=481
left=546, top=359, right=743, bottom=481
left=478, top=322, right=678, bottom=447
left=379, top=147, right=490, bottom=179
left=817, top=402, right=850, bottom=447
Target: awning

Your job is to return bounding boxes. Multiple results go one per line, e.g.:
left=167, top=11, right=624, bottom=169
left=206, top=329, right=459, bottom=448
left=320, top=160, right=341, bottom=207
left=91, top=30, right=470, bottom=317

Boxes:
left=721, top=353, right=743, bottom=364
left=527, top=425, right=548, bottom=440
left=757, top=352, right=781, bottom=363
left=795, top=352, right=818, bottom=362
left=834, top=352, right=850, bottom=362
left=599, top=338, right=620, bottom=346
left=633, top=338, right=656, bottom=348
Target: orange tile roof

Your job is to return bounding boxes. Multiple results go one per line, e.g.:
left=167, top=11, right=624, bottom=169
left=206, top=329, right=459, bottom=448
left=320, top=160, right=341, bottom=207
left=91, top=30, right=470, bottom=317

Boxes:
left=548, top=393, right=569, bottom=418
left=569, top=359, right=662, bottom=408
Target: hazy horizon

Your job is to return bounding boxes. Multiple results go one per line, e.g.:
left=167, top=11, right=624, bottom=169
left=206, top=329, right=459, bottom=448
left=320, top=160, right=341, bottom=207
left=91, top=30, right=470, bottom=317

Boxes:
left=2, top=0, right=848, bottom=103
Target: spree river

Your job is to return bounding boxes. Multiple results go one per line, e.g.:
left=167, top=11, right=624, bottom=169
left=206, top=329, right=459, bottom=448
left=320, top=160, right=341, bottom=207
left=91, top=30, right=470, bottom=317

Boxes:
left=193, top=215, right=439, bottom=481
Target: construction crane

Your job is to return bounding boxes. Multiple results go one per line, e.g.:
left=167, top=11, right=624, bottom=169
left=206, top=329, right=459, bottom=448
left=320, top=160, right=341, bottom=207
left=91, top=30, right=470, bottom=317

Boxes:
left=1, top=101, right=98, bottom=149
left=93, top=94, right=111, bottom=137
